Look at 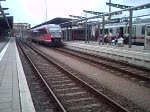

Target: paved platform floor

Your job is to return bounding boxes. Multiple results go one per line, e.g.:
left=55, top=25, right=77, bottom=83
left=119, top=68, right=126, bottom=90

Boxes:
left=65, top=40, right=150, bottom=53
left=64, top=41, right=150, bottom=69
left=0, top=37, right=35, bottom=112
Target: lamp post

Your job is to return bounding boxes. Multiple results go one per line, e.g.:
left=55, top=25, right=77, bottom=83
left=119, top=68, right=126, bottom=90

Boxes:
left=45, top=0, right=47, bottom=21
left=108, top=0, right=111, bottom=20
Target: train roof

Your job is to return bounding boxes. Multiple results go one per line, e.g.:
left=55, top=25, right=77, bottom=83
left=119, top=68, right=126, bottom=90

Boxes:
left=30, top=17, right=74, bottom=29
left=105, top=22, right=150, bottom=28
left=29, top=24, right=62, bottom=32
left=45, top=24, right=61, bottom=28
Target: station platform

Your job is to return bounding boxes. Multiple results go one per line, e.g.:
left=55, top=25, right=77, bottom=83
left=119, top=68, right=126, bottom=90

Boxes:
left=63, top=41, right=150, bottom=69
left=0, top=38, right=9, bottom=52
left=0, top=37, right=35, bottom=112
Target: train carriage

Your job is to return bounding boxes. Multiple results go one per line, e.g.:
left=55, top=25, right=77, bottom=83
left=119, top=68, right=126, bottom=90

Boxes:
left=67, top=22, right=149, bottom=45
left=104, top=22, right=146, bottom=45
left=29, top=24, right=62, bottom=46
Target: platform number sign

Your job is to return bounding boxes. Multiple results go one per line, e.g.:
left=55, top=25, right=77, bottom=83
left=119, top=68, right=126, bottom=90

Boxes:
left=145, top=25, right=150, bottom=49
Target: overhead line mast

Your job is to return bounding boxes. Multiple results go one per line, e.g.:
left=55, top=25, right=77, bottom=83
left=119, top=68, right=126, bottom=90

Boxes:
left=109, top=0, right=111, bottom=20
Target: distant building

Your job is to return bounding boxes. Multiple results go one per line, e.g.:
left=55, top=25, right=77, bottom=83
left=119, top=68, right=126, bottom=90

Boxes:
left=13, top=23, right=31, bottom=38
left=13, top=23, right=31, bottom=29
left=0, top=0, right=13, bottom=38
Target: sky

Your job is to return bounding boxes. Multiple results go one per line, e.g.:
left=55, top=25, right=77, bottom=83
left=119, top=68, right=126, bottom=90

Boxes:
left=1, top=0, right=150, bottom=27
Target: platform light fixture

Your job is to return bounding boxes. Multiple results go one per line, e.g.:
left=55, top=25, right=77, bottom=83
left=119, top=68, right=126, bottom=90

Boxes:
left=83, top=10, right=122, bottom=18
left=2, top=8, right=8, bottom=10
left=69, top=15, right=86, bottom=19
left=106, top=2, right=133, bottom=9
left=130, top=3, right=150, bottom=10
left=0, top=13, right=9, bottom=15
left=83, top=10, right=107, bottom=15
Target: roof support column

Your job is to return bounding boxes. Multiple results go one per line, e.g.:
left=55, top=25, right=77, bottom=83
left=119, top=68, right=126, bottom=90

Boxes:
left=102, top=15, right=105, bottom=45
left=69, top=26, right=72, bottom=41
left=66, top=27, right=68, bottom=41
left=85, top=19, right=87, bottom=43
left=129, top=9, right=133, bottom=48
left=98, top=22, right=101, bottom=45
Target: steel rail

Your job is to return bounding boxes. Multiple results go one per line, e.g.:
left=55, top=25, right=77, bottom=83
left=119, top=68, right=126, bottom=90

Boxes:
left=17, top=40, right=67, bottom=112
left=55, top=48, right=150, bottom=83
left=20, top=40, right=129, bottom=112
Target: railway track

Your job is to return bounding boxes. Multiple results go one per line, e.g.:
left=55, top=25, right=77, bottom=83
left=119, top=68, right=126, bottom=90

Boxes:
left=17, top=40, right=129, bottom=112
left=17, top=41, right=64, bottom=112
left=53, top=47, right=150, bottom=84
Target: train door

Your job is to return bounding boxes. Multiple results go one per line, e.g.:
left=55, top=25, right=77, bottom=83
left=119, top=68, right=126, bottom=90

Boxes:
left=132, top=26, right=136, bottom=44
left=68, top=29, right=73, bottom=41
left=132, top=26, right=136, bottom=37
left=145, top=25, right=150, bottom=49
left=63, top=29, right=68, bottom=41
left=120, top=27, right=124, bottom=38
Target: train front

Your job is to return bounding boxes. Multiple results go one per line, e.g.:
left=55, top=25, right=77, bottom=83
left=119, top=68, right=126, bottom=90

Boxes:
left=47, top=24, right=62, bottom=46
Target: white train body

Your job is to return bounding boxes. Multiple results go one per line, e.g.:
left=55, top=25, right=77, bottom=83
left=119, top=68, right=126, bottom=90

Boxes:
left=104, top=22, right=149, bottom=45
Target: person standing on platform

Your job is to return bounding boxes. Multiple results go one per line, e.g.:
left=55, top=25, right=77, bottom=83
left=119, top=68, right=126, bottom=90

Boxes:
left=115, top=33, right=119, bottom=45
left=104, top=33, right=108, bottom=44
left=124, top=33, right=129, bottom=45
left=108, top=31, right=112, bottom=45
left=111, top=36, right=115, bottom=45
left=117, top=36, right=124, bottom=47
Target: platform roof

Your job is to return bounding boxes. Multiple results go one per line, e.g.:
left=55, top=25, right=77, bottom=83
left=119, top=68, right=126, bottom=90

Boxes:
left=0, top=2, right=12, bottom=32
left=0, top=16, right=13, bottom=32
left=31, top=17, right=74, bottom=29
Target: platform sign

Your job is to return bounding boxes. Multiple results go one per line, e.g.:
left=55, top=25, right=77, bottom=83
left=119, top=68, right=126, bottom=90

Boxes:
left=145, top=25, right=150, bottom=50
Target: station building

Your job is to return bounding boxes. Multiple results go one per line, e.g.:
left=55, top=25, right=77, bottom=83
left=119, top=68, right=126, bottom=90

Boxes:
left=13, top=23, right=31, bottom=29
left=13, top=23, right=31, bottom=38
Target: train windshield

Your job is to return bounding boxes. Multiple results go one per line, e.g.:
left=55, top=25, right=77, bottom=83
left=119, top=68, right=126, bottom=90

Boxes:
left=48, top=26, right=61, bottom=38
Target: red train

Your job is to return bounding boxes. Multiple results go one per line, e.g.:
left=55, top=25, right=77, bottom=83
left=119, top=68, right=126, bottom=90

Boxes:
left=29, top=24, right=62, bottom=46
